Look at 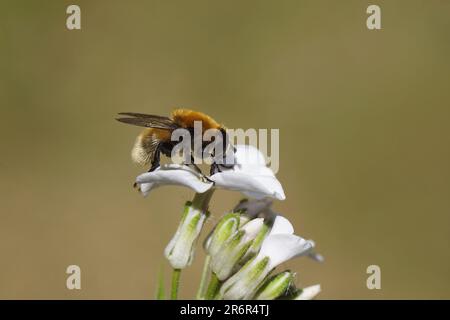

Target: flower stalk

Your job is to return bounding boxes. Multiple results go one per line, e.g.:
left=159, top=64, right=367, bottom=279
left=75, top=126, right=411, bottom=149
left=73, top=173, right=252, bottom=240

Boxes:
left=170, top=268, right=181, bottom=300
left=196, top=255, right=212, bottom=300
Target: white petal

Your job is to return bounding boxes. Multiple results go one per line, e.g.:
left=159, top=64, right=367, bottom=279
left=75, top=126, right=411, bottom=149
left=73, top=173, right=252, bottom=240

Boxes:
left=240, top=191, right=270, bottom=200
left=240, top=218, right=264, bottom=242
left=135, top=164, right=213, bottom=195
left=234, top=145, right=267, bottom=167
left=250, top=175, right=285, bottom=200
left=209, top=144, right=286, bottom=199
left=259, top=234, right=314, bottom=268
left=269, top=215, right=294, bottom=235
left=138, top=182, right=155, bottom=197
left=210, top=171, right=285, bottom=200
left=231, top=145, right=274, bottom=176
left=295, top=284, right=321, bottom=300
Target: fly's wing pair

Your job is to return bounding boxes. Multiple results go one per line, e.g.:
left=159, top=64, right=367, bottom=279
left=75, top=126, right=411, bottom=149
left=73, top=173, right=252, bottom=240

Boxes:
left=116, top=112, right=179, bottom=130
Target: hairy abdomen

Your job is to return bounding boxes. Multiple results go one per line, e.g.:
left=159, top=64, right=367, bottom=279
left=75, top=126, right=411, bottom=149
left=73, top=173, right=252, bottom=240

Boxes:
left=131, top=128, right=170, bottom=166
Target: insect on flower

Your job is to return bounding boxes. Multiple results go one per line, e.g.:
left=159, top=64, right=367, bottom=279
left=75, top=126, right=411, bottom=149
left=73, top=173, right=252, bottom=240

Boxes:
left=116, top=109, right=234, bottom=177
left=115, top=108, right=321, bottom=299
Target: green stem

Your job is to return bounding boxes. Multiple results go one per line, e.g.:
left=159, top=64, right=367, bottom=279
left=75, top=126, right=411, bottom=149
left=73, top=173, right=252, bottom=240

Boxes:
left=171, top=268, right=181, bottom=300
left=205, top=272, right=221, bottom=300
left=155, top=266, right=165, bottom=300
left=196, top=255, right=211, bottom=299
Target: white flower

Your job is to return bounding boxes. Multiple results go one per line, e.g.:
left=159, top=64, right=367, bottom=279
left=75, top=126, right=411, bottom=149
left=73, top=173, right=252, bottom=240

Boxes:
left=210, top=145, right=285, bottom=200
left=241, top=210, right=323, bottom=265
left=293, top=284, right=321, bottom=300
left=220, top=225, right=315, bottom=299
left=206, top=211, right=294, bottom=282
left=134, top=145, right=285, bottom=200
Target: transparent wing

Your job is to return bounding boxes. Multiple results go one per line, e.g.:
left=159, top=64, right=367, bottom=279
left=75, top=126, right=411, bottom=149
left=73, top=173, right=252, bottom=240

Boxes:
left=116, top=112, right=179, bottom=130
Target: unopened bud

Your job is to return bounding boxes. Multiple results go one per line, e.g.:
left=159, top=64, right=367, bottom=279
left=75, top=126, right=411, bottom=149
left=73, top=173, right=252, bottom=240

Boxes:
left=220, top=256, right=271, bottom=300
left=164, top=201, right=209, bottom=269
left=210, top=218, right=264, bottom=280
left=254, top=271, right=294, bottom=300
left=205, top=212, right=240, bottom=256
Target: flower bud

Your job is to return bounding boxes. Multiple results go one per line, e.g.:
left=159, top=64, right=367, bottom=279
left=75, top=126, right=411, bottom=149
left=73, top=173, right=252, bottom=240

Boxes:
left=239, top=221, right=270, bottom=263
left=164, top=201, right=209, bottom=269
left=205, top=212, right=240, bottom=257
left=220, top=256, right=271, bottom=300
left=254, top=271, right=295, bottom=300
left=210, top=218, right=264, bottom=280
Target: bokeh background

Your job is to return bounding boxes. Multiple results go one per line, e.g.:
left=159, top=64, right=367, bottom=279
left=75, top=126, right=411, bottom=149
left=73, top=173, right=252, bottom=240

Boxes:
left=0, top=0, right=449, bottom=299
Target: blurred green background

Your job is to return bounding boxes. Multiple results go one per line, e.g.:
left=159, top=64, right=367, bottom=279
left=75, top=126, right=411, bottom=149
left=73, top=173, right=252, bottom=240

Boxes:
left=0, top=0, right=449, bottom=299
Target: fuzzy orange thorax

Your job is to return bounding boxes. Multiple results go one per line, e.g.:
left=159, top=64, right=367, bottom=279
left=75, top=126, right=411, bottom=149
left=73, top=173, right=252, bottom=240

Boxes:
left=171, top=109, right=221, bottom=130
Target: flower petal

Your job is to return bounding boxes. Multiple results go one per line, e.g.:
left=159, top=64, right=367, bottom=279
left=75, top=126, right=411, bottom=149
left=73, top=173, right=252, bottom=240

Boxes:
left=135, top=164, right=213, bottom=196
left=259, top=234, right=314, bottom=269
left=250, top=175, right=285, bottom=200
left=233, top=145, right=267, bottom=167
left=210, top=171, right=285, bottom=200
left=294, top=284, right=321, bottom=300
left=269, top=215, right=294, bottom=235
left=240, top=217, right=265, bottom=242
left=207, top=144, right=286, bottom=200
left=138, top=182, right=155, bottom=197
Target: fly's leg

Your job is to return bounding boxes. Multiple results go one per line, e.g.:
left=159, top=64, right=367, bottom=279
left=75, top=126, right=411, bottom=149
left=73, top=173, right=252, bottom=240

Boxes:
left=189, top=155, right=214, bottom=183
left=148, top=148, right=161, bottom=172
